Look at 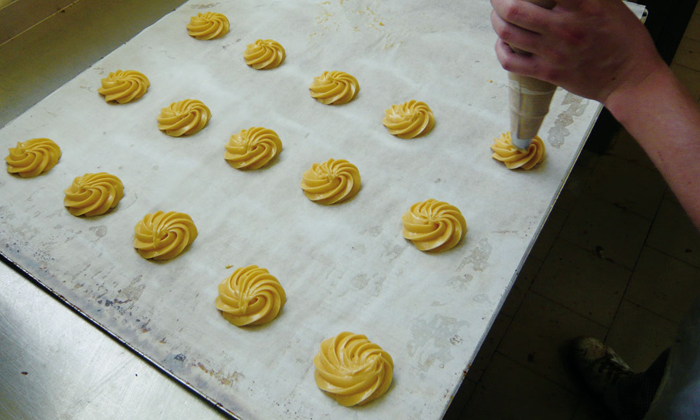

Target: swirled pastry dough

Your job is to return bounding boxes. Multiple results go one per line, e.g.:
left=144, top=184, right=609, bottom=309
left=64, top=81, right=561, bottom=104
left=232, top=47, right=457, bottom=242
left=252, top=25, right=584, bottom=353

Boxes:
left=186, top=12, right=229, bottom=40
left=382, top=100, right=435, bottom=139
left=309, top=71, right=359, bottom=105
left=491, top=132, right=545, bottom=170
left=314, top=332, right=393, bottom=406
left=64, top=173, right=124, bottom=217
left=402, top=199, right=467, bottom=252
left=97, top=70, right=150, bottom=104
left=157, top=99, right=211, bottom=137
left=5, top=138, right=61, bottom=178
left=215, top=265, right=287, bottom=327
left=301, top=158, right=361, bottom=205
left=133, top=211, right=198, bottom=260
left=244, top=39, right=286, bottom=70
left=225, top=127, right=282, bottom=170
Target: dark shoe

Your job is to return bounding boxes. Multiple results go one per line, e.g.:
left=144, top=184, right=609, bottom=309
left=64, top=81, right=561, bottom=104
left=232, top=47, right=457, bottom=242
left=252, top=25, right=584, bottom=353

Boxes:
left=570, top=337, right=636, bottom=419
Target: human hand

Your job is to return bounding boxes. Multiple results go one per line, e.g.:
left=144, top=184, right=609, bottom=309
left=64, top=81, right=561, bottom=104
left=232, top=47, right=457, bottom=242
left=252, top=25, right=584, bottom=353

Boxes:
left=490, top=0, right=666, bottom=105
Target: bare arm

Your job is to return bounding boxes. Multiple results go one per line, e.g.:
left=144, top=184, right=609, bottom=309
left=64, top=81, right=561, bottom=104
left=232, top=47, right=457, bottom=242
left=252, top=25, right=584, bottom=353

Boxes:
left=491, top=0, right=700, bottom=228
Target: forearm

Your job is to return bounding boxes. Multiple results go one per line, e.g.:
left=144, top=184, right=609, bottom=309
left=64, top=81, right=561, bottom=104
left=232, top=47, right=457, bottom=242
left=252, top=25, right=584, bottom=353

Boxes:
left=605, top=64, right=700, bottom=228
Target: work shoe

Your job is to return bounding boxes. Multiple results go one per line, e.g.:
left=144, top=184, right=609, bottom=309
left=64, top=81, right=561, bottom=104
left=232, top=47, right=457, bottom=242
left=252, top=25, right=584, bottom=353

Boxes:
left=570, top=337, right=637, bottom=419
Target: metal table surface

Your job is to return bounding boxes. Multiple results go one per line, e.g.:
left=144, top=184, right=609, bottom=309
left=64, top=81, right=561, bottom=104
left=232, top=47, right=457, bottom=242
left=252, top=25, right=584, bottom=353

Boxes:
left=0, top=2, right=225, bottom=418
left=0, top=1, right=645, bottom=418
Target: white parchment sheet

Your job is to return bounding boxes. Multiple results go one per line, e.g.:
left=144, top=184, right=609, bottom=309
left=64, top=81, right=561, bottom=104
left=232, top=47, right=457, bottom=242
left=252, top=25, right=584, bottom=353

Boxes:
left=0, top=0, right=601, bottom=418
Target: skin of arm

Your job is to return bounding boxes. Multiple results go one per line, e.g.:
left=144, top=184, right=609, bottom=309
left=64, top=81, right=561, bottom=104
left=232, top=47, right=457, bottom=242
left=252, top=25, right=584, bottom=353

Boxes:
left=491, top=0, right=700, bottom=228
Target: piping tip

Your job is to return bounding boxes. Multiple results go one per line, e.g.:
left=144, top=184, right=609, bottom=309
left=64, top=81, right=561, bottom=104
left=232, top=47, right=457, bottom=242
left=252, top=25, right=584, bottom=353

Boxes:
left=511, top=136, right=533, bottom=151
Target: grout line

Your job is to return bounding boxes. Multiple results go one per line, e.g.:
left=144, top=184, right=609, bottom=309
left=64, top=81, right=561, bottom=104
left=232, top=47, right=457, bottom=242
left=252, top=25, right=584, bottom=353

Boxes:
left=528, top=288, right=612, bottom=330
left=0, top=0, right=83, bottom=49
left=645, top=242, right=700, bottom=270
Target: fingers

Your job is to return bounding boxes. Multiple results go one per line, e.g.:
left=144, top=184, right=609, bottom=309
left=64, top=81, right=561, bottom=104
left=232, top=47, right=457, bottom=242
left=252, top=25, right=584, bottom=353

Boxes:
left=490, top=0, right=552, bottom=33
left=494, top=39, right=550, bottom=81
left=491, top=9, right=542, bottom=55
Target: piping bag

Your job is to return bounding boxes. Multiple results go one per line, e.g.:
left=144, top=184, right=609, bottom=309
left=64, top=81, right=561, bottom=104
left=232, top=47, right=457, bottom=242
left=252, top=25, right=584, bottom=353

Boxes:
left=508, top=0, right=557, bottom=150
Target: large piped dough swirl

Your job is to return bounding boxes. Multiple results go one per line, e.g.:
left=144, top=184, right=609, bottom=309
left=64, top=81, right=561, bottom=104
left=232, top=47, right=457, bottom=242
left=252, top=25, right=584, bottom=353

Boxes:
left=382, top=100, right=435, bottom=139
left=309, top=71, right=359, bottom=105
left=5, top=138, right=61, bottom=178
left=214, top=265, right=287, bottom=327
left=402, top=199, right=467, bottom=252
left=64, top=172, right=124, bottom=217
left=225, top=127, right=282, bottom=170
left=133, top=211, right=198, bottom=260
left=97, top=70, right=150, bottom=104
left=186, top=12, right=229, bottom=40
left=301, top=158, right=361, bottom=205
left=244, top=39, right=286, bottom=70
left=314, top=332, right=394, bottom=406
left=157, top=99, right=211, bottom=137
left=491, top=132, right=546, bottom=170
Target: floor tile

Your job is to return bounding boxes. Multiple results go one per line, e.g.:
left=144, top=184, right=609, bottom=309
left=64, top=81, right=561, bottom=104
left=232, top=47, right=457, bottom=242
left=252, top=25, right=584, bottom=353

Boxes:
left=683, top=12, right=700, bottom=42
left=571, top=394, right=617, bottom=420
left=531, top=207, right=569, bottom=260
left=625, top=246, right=700, bottom=324
left=606, top=300, right=679, bottom=372
left=674, top=37, right=700, bottom=70
left=606, top=128, right=658, bottom=171
left=556, top=149, right=600, bottom=211
left=466, top=312, right=512, bottom=384
left=582, top=154, right=666, bottom=220
left=559, top=195, right=651, bottom=270
left=671, top=63, right=700, bottom=100
left=646, top=199, right=700, bottom=269
left=497, top=292, right=608, bottom=392
left=532, top=238, right=631, bottom=327
left=460, top=354, right=578, bottom=420
left=663, top=185, right=681, bottom=204
left=443, top=379, right=476, bottom=420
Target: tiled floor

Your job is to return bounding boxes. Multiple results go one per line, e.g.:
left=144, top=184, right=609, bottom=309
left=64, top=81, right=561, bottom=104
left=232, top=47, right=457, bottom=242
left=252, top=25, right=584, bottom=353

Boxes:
left=445, top=7, right=700, bottom=420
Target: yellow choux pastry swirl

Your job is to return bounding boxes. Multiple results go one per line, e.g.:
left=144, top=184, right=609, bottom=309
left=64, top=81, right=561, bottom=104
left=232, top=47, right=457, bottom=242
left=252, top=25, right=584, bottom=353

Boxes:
left=382, top=100, right=435, bottom=139
left=97, top=70, right=150, bottom=104
left=214, top=265, right=287, bottom=327
left=133, top=211, right=198, bottom=261
left=301, top=158, right=361, bottom=205
left=224, top=127, right=283, bottom=170
left=157, top=99, right=211, bottom=137
left=402, top=199, right=467, bottom=253
left=64, top=172, right=124, bottom=217
left=309, top=71, right=359, bottom=105
left=186, top=12, right=229, bottom=40
left=244, top=39, right=286, bottom=70
left=491, top=132, right=546, bottom=170
left=5, top=138, right=61, bottom=178
left=314, top=332, right=394, bottom=406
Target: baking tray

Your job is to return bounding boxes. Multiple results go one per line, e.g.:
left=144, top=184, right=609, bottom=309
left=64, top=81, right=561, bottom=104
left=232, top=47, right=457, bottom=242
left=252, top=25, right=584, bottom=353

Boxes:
left=0, top=0, right=603, bottom=418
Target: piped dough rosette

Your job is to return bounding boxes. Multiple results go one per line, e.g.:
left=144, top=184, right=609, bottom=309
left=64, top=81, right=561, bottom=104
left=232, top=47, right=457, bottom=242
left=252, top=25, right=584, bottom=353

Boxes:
left=301, top=158, right=361, bottom=205
left=244, top=39, right=286, bottom=70
left=491, top=132, right=546, bottom=170
left=97, top=70, right=150, bottom=104
left=186, top=12, right=229, bottom=40
left=224, top=127, right=282, bottom=170
left=402, top=199, right=467, bottom=253
left=133, top=211, right=198, bottom=261
left=382, top=100, right=435, bottom=139
left=64, top=172, right=124, bottom=217
left=157, top=99, right=211, bottom=137
left=5, top=138, right=61, bottom=178
left=309, top=71, right=359, bottom=105
left=214, top=265, right=287, bottom=327
left=314, top=332, right=394, bottom=406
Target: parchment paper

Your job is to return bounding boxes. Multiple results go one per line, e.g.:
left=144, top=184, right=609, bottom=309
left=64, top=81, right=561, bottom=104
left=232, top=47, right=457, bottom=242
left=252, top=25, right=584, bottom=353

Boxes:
left=0, top=0, right=603, bottom=418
